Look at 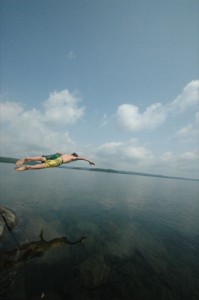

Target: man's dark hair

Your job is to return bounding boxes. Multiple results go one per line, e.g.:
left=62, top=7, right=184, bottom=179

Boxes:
left=71, top=152, right=78, bottom=157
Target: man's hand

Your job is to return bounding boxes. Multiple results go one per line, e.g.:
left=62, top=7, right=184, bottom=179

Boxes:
left=89, top=161, right=95, bottom=165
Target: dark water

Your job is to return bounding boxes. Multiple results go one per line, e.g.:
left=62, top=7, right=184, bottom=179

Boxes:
left=0, top=163, right=199, bottom=300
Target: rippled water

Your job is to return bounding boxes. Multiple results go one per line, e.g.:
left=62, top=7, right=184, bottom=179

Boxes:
left=0, top=163, right=199, bottom=300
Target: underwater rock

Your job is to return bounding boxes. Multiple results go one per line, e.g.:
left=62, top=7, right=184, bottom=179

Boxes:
left=0, top=205, right=17, bottom=239
left=78, top=254, right=110, bottom=288
left=0, top=230, right=86, bottom=269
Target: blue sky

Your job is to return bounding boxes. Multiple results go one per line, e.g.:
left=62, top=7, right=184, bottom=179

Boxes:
left=1, top=0, right=199, bottom=178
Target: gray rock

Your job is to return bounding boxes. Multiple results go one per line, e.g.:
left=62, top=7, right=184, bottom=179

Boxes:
left=0, top=205, right=17, bottom=239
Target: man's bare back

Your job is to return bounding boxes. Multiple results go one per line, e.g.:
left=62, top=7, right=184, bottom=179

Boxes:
left=61, top=154, right=76, bottom=163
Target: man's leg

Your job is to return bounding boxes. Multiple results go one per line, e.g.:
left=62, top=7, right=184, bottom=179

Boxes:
left=15, top=163, right=47, bottom=172
left=16, top=156, right=45, bottom=166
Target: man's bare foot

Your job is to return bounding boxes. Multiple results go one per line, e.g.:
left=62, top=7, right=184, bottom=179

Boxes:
left=16, top=158, right=26, bottom=166
left=15, top=166, right=27, bottom=172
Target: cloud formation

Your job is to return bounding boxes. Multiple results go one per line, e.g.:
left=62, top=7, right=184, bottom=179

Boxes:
left=0, top=101, right=24, bottom=122
left=68, top=51, right=76, bottom=60
left=94, top=140, right=198, bottom=178
left=116, top=103, right=167, bottom=131
left=43, top=90, right=84, bottom=124
left=0, top=89, right=84, bottom=156
left=0, top=81, right=198, bottom=178
left=116, top=80, right=199, bottom=131
left=159, top=150, right=199, bottom=176
left=96, top=139, right=154, bottom=170
left=174, top=111, right=199, bottom=142
left=170, top=80, right=199, bottom=113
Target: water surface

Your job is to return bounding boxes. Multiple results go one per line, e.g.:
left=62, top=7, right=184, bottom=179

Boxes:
left=0, top=163, right=199, bottom=299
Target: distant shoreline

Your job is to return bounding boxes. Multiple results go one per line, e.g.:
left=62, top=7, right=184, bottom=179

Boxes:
left=0, top=156, right=198, bottom=182
left=61, top=166, right=199, bottom=182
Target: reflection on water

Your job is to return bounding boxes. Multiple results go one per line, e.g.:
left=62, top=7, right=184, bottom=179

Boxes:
left=0, top=163, right=199, bottom=300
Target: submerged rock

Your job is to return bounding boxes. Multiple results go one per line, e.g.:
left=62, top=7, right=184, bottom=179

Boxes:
left=0, top=230, right=86, bottom=269
left=78, top=254, right=110, bottom=288
left=0, top=205, right=17, bottom=239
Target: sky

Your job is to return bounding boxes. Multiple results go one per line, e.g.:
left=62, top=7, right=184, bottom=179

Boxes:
left=0, top=0, right=199, bottom=179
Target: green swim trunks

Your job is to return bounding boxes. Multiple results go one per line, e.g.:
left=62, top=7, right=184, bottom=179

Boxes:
left=44, top=157, right=63, bottom=168
left=42, top=153, right=61, bottom=160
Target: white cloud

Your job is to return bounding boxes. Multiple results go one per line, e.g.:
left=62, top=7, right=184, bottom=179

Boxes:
left=43, top=90, right=84, bottom=124
left=0, top=89, right=83, bottom=157
left=176, top=124, right=194, bottom=138
left=0, top=101, right=24, bottom=122
left=179, top=151, right=198, bottom=161
left=174, top=111, right=199, bottom=142
left=94, top=140, right=199, bottom=178
left=170, top=80, right=199, bottom=113
left=159, top=150, right=199, bottom=177
left=116, top=103, right=167, bottom=131
left=115, top=80, right=199, bottom=132
left=160, top=151, right=175, bottom=162
left=68, top=51, right=76, bottom=60
left=98, top=142, right=123, bottom=155
left=96, top=139, right=154, bottom=170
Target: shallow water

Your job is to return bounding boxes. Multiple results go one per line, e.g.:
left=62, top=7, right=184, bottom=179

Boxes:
left=0, top=163, right=199, bottom=300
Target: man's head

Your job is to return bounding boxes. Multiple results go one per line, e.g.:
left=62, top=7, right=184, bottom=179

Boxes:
left=71, top=152, right=78, bottom=157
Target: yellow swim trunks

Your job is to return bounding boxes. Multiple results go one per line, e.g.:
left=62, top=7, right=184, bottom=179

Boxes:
left=44, top=157, right=63, bottom=168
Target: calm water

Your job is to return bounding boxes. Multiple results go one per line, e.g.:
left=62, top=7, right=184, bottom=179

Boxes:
left=0, top=163, right=199, bottom=300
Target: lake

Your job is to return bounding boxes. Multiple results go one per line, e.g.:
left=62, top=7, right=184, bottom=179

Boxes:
left=0, top=162, right=199, bottom=300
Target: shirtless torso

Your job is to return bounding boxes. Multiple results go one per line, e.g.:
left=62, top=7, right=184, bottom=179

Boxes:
left=60, top=154, right=77, bottom=163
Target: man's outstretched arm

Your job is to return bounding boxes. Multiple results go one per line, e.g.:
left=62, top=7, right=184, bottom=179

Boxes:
left=74, top=157, right=95, bottom=165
